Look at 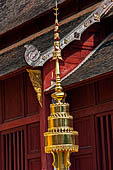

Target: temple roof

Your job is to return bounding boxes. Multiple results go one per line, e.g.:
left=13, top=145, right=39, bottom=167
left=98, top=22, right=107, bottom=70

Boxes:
left=46, top=33, right=113, bottom=91
left=0, top=5, right=96, bottom=78
left=0, top=0, right=66, bottom=35
left=0, top=1, right=113, bottom=79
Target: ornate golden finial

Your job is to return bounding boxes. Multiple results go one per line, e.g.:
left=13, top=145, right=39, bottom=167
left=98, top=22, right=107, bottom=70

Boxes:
left=53, top=0, right=62, bottom=61
left=44, top=1, right=79, bottom=169
left=52, top=0, right=64, bottom=103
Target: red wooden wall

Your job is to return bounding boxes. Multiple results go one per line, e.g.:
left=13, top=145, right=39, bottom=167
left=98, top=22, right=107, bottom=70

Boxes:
left=0, top=68, right=113, bottom=170
left=0, top=72, right=41, bottom=170
left=67, top=75, right=113, bottom=170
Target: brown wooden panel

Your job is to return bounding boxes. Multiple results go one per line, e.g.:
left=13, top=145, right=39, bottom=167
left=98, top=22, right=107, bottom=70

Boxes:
left=71, top=116, right=97, bottom=170
left=67, top=83, right=95, bottom=111
left=97, top=76, right=113, bottom=103
left=71, top=155, right=94, bottom=170
left=28, top=158, right=41, bottom=170
left=74, top=116, right=94, bottom=147
left=27, top=122, right=40, bottom=153
left=24, top=72, right=39, bottom=115
left=4, top=74, right=24, bottom=121
left=0, top=114, right=40, bottom=132
left=1, top=127, right=25, bottom=170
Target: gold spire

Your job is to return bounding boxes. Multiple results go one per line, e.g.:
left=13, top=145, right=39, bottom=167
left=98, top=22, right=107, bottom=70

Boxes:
left=53, top=0, right=62, bottom=61
left=44, top=1, right=79, bottom=169
left=52, top=0, right=65, bottom=103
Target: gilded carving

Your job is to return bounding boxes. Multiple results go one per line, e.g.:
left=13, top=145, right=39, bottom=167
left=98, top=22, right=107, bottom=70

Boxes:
left=42, top=55, right=47, bottom=60
left=64, top=39, right=68, bottom=44
left=84, top=22, right=89, bottom=27
left=94, top=13, right=100, bottom=21
left=27, top=69, right=42, bottom=107
left=103, top=4, right=107, bottom=8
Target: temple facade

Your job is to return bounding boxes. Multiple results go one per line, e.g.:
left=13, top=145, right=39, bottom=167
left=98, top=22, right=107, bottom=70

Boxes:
left=0, top=0, right=113, bottom=170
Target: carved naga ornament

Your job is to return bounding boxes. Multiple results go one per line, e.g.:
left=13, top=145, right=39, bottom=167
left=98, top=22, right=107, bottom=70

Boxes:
left=44, top=1, right=79, bottom=170
left=24, top=0, right=113, bottom=68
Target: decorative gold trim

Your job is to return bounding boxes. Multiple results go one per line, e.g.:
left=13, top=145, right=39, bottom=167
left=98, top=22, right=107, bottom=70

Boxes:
left=84, top=22, right=88, bottom=27
left=94, top=13, right=100, bottom=21
left=26, top=69, right=42, bottom=107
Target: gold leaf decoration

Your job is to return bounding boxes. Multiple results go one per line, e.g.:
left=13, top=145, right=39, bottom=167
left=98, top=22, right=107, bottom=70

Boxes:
left=26, top=69, right=42, bottom=107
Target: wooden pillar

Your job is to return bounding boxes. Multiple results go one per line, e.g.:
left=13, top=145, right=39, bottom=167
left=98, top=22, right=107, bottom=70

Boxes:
left=40, top=92, right=54, bottom=170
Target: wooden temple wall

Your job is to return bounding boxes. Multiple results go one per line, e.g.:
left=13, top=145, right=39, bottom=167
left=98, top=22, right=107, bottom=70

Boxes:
left=68, top=74, right=113, bottom=170
left=0, top=14, right=112, bottom=170
left=0, top=65, right=113, bottom=170
left=0, top=72, right=41, bottom=170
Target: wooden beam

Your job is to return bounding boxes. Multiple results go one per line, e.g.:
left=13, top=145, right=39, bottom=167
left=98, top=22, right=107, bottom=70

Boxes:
left=0, top=114, right=40, bottom=132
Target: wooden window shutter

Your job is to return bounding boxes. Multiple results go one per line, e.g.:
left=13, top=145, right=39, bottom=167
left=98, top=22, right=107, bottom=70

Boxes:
left=1, top=128, right=25, bottom=170
left=95, top=113, right=113, bottom=170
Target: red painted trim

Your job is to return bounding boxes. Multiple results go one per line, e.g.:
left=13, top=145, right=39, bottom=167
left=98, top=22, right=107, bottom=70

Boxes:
left=72, top=100, right=113, bottom=119
left=0, top=65, right=30, bottom=80
left=0, top=114, right=40, bottom=131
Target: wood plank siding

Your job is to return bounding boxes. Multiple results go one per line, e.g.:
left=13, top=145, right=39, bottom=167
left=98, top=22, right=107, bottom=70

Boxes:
left=67, top=75, right=113, bottom=170
left=0, top=71, right=42, bottom=170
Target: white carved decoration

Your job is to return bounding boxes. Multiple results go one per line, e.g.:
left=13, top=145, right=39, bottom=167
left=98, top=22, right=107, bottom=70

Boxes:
left=24, top=0, right=113, bottom=67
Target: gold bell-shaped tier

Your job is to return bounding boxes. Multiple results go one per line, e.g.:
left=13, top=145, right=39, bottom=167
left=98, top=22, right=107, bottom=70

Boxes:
left=44, top=102, right=79, bottom=169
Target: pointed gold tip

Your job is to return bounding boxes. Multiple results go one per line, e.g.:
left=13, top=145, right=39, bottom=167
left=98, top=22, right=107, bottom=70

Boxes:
left=51, top=0, right=64, bottom=103
left=53, top=7, right=58, bottom=11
